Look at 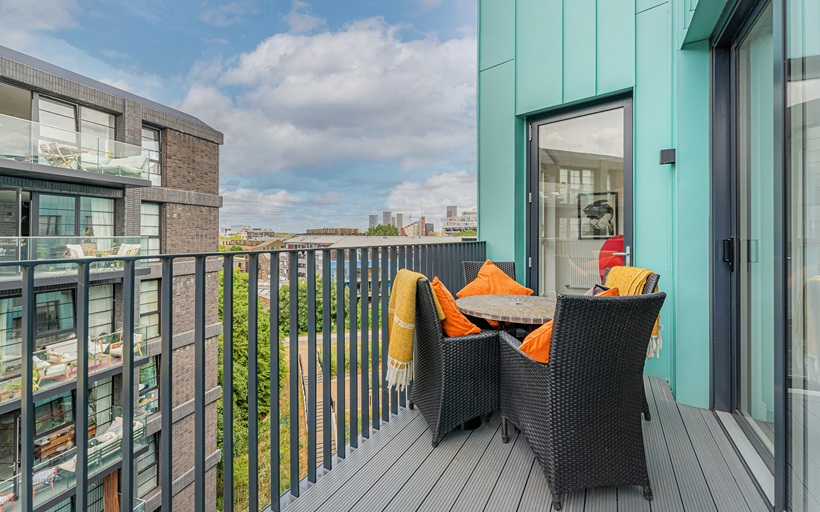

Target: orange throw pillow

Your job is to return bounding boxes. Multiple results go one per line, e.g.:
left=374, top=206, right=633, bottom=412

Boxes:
left=430, top=277, right=481, bottom=337
left=519, top=287, right=620, bottom=363
left=519, top=320, right=553, bottom=363
left=596, top=287, right=619, bottom=297
left=456, top=260, right=534, bottom=298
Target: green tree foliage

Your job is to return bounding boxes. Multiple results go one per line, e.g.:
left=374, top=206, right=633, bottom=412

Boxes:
left=230, top=244, right=244, bottom=252
left=453, top=229, right=477, bottom=237
left=365, top=224, right=399, bottom=236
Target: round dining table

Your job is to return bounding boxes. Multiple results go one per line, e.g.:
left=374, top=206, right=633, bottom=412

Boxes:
left=455, top=294, right=557, bottom=325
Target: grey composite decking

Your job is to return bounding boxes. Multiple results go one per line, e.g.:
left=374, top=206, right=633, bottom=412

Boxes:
left=281, top=377, right=771, bottom=512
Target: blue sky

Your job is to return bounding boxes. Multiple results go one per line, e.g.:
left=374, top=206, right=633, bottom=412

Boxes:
left=0, top=0, right=478, bottom=232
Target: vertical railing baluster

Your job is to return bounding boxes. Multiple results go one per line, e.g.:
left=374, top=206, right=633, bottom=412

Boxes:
left=349, top=249, right=359, bottom=448
left=220, top=256, right=232, bottom=512
left=396, top=246, right=406, bottom=409
left=270, top=253, right=280, bottom=512
left=193, top=256, right=206, bottom=512
left=389, top=246, right=399, bottom=415
left=122, top=259, right=136, bottom=511
left=381, top=246, right=390, bottom=421
left=322, top=250, right=332, bottom=470
left=75, top=262, right=89, bottom=511
left=361, top=249, right=370, bottom=439
left=307, top=251, right=318, bottom=482
left=335, top=249, right=346, bottom=459
left=289, top=252, right=300, bottom=497
left=20, top=265, right=34, bottom=512
left=248, top=253, right=260, bottom=511
left=371, top=247, right=380, bottom=430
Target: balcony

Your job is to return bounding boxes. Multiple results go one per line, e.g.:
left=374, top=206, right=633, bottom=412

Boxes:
left=0, top=236, right=148, bottom=285
left=0, top=242, right=769, bottom=511
left=0, top=113, right=151, bottom=185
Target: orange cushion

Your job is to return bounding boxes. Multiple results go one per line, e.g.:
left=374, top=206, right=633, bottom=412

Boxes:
left=456, top=260, right=534, bottom=298
left=519, top=287, right=620, bottom=363
left=596, top=286, right=619, bottom=297
left=519, top=320, right=553, bottom=363
left=430, top=277, right=481, bottom=337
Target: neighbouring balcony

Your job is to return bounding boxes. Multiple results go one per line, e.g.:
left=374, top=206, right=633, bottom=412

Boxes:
left=0, top=113, right=150, bottom=183
left=0, top=242, right=769, bottom=511
left=0, top=236, right=148, bottom=283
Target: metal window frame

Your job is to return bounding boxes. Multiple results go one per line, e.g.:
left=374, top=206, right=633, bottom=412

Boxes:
left=526, top=95, right=634, bottom=292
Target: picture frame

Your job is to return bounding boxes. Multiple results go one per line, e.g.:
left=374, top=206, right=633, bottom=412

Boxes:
left=577, top=191, right=618, bottom=240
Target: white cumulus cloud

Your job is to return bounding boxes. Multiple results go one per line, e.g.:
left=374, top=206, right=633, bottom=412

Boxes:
left=181, top=17, right=477, bottom=178
left=386, top=171, right=477, bottom=230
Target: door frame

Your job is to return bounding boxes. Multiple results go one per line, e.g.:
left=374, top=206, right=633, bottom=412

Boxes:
left=712, top=0, right=787, bottom=509
left=526, top=96, right=634, bottom=293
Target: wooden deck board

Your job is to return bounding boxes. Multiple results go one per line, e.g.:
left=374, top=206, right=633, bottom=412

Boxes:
left=282, top=378, right=770, bottom=512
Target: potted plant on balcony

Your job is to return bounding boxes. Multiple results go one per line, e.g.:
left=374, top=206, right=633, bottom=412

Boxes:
left=9, top=378, right=21, bottom=399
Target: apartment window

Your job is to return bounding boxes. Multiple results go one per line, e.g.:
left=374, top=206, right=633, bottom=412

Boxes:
left=139, top=357, right=159, bottom=416
left=89, top=377, right=114, bottom=432
left=38, top=97, right=76, bottom=146
left=37, top=194, right=115, bottom=238
left=88, top=284, right=115, bottom=338
left=137, top=434, right=159, bottom=495
left=140, top=202, right=161, bottom=255
left=33, top=290, right=75, bottom=348
left=141, top=126, right=161, bottom=186
left=140, top=280, right=160, bottom=338
left=80, top=107, right=115, bottom=144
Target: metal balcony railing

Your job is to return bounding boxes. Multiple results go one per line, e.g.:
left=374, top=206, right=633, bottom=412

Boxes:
left=0, top=240, right=486, bottom=511
left=0, top=113, right=150, bottom=181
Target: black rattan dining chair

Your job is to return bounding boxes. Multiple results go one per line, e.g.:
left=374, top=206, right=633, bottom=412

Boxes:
left=602, top=267, right=660, bottom=421
left=498, top=292, right=666, bottom=510
left=462, top=260, right=516, bottom=285
left=409, top=278, right=500, bottom=447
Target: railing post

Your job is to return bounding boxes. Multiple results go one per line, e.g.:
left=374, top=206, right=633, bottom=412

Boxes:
left=370, top=247, right=380, bottom=430
left=75, top=262, right=90, bottom=511
left=382, top=246, right=392, bottom=420
left=396, top=246, right=406, bottom=409
left=20, top=265, right=35, bottom=512
left=307, top=252, right=318, bottom=482
left=248, top=253, right=259, bottom=511
left=335, top=249, right=346, bottom=459
left=121, top=259, right=136, bottom=511
left=270, top=253, right=280, bottom=511
left=361, top=248, right=369, bottom=439
left=162, top=257, right=176, bottom=512
left=193, top=256, right=206, bottom=512
left=289, top=252, right=300, bottom=497
left=349, top=249, right=359, bottom=448
left=322, top=250, right=332, bottom=470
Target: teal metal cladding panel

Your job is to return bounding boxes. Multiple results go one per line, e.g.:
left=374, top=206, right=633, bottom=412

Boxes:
left=673, top=40, right=712, bottom=409
left=515, top=0, right=562, bottom=114
left=562, top=0, right=597, bottom=103
left=597, top=0, right=635, bottom=94
left=478, top=61, right=518, bottom=263
left=479, top=0, right=515, bottom=71
left=634, top=3, right=674, bottom=385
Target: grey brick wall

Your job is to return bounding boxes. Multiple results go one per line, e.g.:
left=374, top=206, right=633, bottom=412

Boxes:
left=162, top=129, right=220, bottom=196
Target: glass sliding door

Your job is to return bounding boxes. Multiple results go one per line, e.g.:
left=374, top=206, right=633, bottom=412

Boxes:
left=735, top=2, right=776, bottom=457
left=786, top=0, right=820, bottom=509
left=530, top=102, right=631, bottom=295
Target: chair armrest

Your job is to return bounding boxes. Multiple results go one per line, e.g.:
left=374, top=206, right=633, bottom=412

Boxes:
left=441, top=329, right=498, bottom=345
left=498, top=331, right=523, bottom=350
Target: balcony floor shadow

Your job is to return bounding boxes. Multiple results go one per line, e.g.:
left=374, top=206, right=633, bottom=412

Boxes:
left=282, top=377, right=769, bottom=512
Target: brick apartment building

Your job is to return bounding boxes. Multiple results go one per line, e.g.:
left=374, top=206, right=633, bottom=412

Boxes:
left=0, top=45, right=222, bottom=511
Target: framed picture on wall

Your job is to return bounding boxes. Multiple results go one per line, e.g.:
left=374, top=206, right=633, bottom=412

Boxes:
left=578, top=191, right=618, bottom=240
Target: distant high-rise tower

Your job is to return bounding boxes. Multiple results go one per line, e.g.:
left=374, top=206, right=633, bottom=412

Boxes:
left=447, top=206, right=458, bottom=218
left=383, top=210, right=392, bottom=226
left=391, top=216, right=396, bottom=227
left=396, top=213, right=404, bottom=229
left=369, top=215, right=378, bottom=229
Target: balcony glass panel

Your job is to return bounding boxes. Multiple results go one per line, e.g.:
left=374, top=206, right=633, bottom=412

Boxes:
left=0, top=113, right=150, bottom=181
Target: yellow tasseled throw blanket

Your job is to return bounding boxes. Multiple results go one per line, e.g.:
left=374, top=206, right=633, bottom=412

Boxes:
left=387, top=269, right=445, bottom=391
left=604, top=266, right=663, bottom=359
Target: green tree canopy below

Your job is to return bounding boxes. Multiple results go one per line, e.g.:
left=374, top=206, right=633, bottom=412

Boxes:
left=366, top=224, right=399, bottom=236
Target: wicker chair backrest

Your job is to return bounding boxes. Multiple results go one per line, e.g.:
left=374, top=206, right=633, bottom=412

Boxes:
left=548, top=293, right=665, bottom=411
left=462, top=261, right=516, bottom=286
left=602, top=267, right=660, bottom=295
left=415, top=279, right=444, bottom=343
